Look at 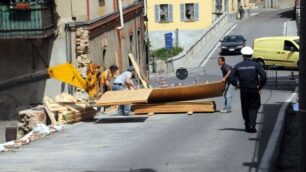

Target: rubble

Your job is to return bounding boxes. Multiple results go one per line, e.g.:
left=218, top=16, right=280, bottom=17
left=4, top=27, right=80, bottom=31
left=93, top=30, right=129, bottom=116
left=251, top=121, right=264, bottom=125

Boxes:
left=1, top=92, right=97, bottom=152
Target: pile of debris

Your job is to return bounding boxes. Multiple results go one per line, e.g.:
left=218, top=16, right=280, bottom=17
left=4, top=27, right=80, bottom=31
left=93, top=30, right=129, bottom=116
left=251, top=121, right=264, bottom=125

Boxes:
left=1, top=92, right=97, bottom=152
left=44, top=92, right=97, bottom=125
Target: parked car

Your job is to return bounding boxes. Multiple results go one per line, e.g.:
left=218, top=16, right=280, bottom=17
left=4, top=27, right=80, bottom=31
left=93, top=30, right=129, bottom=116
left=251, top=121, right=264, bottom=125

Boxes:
left=220, top=35, right=246, bottom=55
left=252, top=36, right=299, bottom=69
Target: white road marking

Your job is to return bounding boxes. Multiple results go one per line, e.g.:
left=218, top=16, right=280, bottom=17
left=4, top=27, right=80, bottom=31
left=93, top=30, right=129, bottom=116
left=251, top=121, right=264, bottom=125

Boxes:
left=283, top=21, right=287, bottom=36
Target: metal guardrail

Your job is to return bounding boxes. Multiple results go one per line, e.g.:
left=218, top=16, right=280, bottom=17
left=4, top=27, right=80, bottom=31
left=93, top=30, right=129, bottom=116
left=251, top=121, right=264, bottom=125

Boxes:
left=151, top=67, right=208, bottom=88
left=167, top=13, right=230, bottom=65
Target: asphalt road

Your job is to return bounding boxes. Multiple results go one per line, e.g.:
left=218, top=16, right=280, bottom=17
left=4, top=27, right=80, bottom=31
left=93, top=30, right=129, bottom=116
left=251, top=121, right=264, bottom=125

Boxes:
left=0, top=9, right=298, bottom=172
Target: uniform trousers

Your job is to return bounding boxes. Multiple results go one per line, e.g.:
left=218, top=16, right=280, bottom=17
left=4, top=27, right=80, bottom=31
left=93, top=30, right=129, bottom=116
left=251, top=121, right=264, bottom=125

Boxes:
left=240, top=88, right=261, bottom=128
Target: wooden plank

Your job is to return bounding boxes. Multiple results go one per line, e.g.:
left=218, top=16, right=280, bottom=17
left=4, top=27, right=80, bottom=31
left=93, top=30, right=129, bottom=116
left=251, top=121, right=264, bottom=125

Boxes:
left=132, top=101, right=216, bottom=114
left=43, top=97, right=68, bottom=112
left=147, top=112, right=155, bottom=116
left=58, top=114, right=95, bottom=124
left=60, top=92, right=85, bottom=102
left=96, top=89, right=153, bottom=106
left=128, top=53, right=151, bottom=88
left=44, top=106, right=57, bottom=126
left=58, top=109, right=96, bottom=120
left=148, top=81, right=225, bottom=103
left=186, top=111, right=193, bottom=115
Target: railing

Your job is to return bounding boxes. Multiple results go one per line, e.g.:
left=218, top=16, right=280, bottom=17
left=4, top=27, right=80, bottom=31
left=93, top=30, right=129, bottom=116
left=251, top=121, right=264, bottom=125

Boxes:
left=0, top=4, right=55, bottom=39
left=167, top=12, right=233, bottom=69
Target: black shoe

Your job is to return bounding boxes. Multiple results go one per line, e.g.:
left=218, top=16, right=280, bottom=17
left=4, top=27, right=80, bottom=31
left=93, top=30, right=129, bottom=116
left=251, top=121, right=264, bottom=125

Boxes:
left=244, top=124, right=250, bottom=132
left=249, top=127, right=257, bottom=133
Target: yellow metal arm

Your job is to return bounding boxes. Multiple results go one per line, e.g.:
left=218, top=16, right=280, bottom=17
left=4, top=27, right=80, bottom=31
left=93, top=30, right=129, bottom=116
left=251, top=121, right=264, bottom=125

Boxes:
left=48, top=63, right=87, bottom=89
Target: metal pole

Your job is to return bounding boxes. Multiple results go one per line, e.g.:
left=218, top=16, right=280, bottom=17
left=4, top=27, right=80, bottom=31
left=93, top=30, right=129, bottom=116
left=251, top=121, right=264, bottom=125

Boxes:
left=299, top=0, right=306, bottom=171
left=175, top=28, right=179, bottom=47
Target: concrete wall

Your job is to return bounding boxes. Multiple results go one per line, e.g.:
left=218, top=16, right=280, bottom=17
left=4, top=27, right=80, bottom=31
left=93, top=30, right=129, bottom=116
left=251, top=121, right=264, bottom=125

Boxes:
left=89, top=13, right=146, bottom=73
left=149, top=30, right=203, bottom=50
left=90, top=31, right=118, bottom=71
left=265, top=0, right=295, bottom=8
left=0, top=39, right=55, bottom=120
left=0, top=1, right=144, bottom=120
left=278, top=0, right=295, bottom=8
left=43, top=37, right=69, bottom=98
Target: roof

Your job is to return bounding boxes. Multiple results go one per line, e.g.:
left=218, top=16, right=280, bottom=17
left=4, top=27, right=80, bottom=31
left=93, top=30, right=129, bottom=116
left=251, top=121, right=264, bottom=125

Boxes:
left=254, top=36, right=299, bottom=41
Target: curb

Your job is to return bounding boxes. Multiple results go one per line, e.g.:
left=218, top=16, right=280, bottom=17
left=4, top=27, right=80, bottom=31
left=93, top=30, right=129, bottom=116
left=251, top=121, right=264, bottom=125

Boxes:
left=258, top=87, right=298, bottom=172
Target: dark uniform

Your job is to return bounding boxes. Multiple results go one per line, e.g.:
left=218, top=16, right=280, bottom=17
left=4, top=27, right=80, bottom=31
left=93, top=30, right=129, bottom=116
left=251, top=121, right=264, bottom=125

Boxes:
left=221, top=64, right=232, bottom=79
left=229, top=58, right=267, bottom=132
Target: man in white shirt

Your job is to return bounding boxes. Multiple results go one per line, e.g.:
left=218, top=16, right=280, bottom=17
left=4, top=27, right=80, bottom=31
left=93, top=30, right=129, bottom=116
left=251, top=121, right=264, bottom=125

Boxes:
left=112, top=67, right=137, bottom=115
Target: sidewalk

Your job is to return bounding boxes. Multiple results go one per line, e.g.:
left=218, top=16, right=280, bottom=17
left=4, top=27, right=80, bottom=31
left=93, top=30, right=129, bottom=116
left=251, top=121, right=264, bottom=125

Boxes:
left=258, top=17, right=299, bottom=171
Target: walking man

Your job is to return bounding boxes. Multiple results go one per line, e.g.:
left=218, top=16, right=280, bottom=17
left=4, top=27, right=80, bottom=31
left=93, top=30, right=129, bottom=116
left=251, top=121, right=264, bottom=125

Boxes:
left=238, top=5, right=244, bottom=19
left=217, top=57, right=235, bottom=113
left=229, top=46, right=267, bottom=133
left=112, top=67, right=138, bottom=116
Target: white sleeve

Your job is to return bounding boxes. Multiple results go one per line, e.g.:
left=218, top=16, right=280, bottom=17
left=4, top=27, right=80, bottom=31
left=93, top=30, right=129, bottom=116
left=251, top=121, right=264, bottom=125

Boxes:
left=127, top=72, right=132, bottom=78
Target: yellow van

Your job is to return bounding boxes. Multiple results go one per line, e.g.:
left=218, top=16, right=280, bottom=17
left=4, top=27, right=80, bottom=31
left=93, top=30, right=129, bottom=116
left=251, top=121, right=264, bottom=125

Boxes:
left=252, top=36, right=299, bottom=69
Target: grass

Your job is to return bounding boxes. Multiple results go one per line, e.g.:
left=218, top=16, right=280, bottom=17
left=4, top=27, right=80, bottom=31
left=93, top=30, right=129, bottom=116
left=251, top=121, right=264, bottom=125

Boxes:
left=150, top=47, right=183, bottom=60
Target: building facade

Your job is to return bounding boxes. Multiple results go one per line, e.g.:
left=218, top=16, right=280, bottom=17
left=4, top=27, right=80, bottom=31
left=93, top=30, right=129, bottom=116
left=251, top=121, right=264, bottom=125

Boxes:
left=0, top=0, right=146, bottom=120
left=147, top=0, right=249, bottom=49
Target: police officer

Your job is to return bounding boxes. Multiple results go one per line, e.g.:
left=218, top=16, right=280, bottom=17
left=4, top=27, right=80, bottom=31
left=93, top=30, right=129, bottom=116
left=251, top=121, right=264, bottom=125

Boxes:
left=229, top=46, right=267, bottom=133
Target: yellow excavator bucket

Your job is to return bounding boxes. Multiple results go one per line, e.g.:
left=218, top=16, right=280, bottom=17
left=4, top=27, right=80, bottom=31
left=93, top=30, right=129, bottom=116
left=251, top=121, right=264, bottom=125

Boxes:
left=48, top=63, right=87, bottom=90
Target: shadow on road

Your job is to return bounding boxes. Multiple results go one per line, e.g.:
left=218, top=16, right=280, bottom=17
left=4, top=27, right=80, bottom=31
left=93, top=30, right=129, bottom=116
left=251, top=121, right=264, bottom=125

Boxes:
left=85, top=168, right=157, bottom=172
left=85, top=169, right=157, bottom=172
left=95, top=116, right=148, bottom=124
left=242, top=103, right=283, bottom=171
left=218, top=128, right=246, bottom=132
left=277, top=8, right=294, bottom=19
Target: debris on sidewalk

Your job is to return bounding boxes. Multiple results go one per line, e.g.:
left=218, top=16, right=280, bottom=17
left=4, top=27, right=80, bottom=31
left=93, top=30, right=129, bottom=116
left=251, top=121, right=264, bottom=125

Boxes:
left=44, top=92, right=97, bottom=125
left=18, top=105, right=47, bottom=138
left=1, top=92, right=97, bottom=152
left=1, top=124, right=52, bottom=152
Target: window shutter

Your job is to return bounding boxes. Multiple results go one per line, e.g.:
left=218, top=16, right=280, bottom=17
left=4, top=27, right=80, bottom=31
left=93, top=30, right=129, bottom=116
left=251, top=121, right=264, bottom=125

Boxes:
left=180, top=4, right=185, bottom=21
left=155, top=5, right=160, bottom=22
left=194, top=3, right=199, bottom=21
left=168, top=4, right=173, bottom=21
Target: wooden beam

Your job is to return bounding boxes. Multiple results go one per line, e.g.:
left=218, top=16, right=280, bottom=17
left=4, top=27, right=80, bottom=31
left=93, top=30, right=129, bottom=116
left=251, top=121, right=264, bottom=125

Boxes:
left=128, top=53, right=151, bottom=88
left=96, top=89, right=153, bottom=106
left=132, top=101, right=216, bottom=115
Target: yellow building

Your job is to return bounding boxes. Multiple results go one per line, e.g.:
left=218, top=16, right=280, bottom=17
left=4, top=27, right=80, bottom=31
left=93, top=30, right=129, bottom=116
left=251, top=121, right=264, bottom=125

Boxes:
left=147, top=0, right=214, bottom=32
left=215, top=0, right=250, bottom=14
left=147, top=0, right=249, bottom=49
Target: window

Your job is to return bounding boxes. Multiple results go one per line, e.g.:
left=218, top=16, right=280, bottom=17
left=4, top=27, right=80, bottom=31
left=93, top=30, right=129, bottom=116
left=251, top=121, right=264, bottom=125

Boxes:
left=215, top=0, right=222, bottom=12
left=99, top=0, right=105, bottom=6
left=155, top=4, right=173, bottom=23
left=284, top=41, right=297, bottom=51
left=129, top=34, right=133, bottom=52
left=180, top=3, right=199, bottom=21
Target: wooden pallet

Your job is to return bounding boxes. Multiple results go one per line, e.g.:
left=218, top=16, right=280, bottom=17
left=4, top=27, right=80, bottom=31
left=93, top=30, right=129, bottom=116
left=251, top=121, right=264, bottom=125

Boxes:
left=131, top=101, right=216, bottom=115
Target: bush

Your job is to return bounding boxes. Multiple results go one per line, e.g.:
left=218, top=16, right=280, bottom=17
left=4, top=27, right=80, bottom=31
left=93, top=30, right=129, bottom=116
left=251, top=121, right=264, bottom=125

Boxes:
left=150, top=47, right=183, bottom=60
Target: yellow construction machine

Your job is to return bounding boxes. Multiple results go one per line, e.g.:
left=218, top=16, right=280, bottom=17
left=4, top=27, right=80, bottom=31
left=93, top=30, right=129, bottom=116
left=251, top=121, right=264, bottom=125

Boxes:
left=48, top=63, right=100, bottom=98
left=0, top=63, right=101, bottom=98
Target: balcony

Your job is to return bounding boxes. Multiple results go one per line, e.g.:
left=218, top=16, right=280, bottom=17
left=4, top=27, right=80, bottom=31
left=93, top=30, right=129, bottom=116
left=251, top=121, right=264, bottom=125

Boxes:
left=0, top=3, right=56, bottom=39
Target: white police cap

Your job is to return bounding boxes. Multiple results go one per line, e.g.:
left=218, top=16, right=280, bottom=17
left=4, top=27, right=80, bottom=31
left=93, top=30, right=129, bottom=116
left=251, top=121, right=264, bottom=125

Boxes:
left=241, top=46, right=254, bottom=55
